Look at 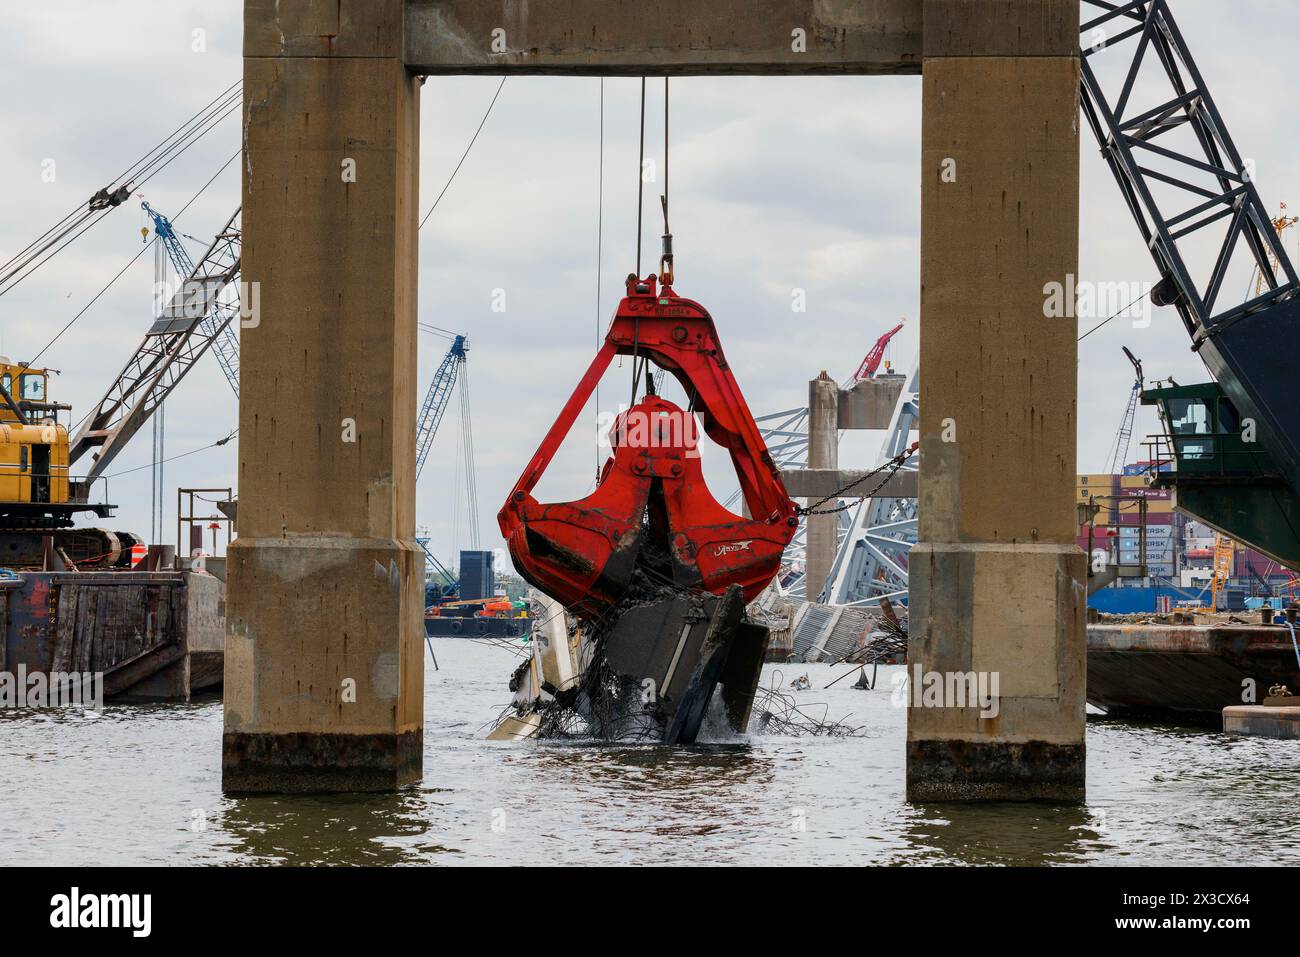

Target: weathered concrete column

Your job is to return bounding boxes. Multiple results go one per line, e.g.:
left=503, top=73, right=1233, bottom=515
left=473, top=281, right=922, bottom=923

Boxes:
left=908, top=0, right=1085, bottom=801
left=224, top=0, right=424, bottom=792
left=805, top=373, right=839, bottom=602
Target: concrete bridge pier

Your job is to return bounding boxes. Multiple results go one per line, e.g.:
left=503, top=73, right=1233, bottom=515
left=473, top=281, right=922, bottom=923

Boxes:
left=222, top=0, right=1087, bottom=800
left=906, top=0, right=1086, bottom=802
left=804, top=374, right=841, bottom=602
left=223, top=0, right=425, bottom=792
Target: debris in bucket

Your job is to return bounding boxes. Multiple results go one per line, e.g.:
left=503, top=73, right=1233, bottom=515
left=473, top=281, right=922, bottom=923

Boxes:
left=487, top=564, right=868, bottom=741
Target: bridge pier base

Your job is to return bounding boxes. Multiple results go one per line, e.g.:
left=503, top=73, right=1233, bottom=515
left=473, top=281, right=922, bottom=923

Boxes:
left=223, top=0, right=424, bottom=794
left=906, top=0, right=1086, bottom=802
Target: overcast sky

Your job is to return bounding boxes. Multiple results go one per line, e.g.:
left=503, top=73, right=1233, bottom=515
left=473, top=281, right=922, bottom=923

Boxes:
left=2, top=1, right=1297, bottom=565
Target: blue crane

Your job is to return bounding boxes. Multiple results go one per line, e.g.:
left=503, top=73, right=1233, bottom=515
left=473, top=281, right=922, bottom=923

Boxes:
left=131, top=208, right=469, bottom=605
left=415, top=333, right=467, bottom=478
left=415, top=330, right=470, bottom=605
left=418, top=536, right=459, bottom=605
left=141, top=201, right=241, bottom=396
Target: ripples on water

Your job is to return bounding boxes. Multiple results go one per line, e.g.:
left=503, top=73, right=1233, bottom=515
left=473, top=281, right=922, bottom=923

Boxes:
left=2, top=637, right=1297, bottom=866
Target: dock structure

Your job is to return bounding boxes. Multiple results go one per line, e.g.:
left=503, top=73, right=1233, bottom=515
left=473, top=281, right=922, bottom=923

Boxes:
left=228, top=0, right=1085, bottom=798
left=1223, top=706, right=1300, bottom=740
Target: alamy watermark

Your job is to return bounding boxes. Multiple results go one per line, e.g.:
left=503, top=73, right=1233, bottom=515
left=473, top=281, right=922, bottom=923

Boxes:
left=1044, top=274, right=1154, bottom=328
left=50, top=888, right=150, bottom=937
left=151, top=278, right=261, bottom=328
left=0, top=666, right=103, bottom=709
left=597, top=404, right=701, bottom=459
left=891, top=666, right=1001, bottom=718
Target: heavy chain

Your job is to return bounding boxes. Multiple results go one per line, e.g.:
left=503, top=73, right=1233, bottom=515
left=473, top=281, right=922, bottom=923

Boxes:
left=794, top=443, right=918, bottom=516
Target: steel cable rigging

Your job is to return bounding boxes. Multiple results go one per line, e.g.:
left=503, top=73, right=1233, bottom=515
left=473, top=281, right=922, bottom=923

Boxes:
left=0, top=80, right=242, bottom=299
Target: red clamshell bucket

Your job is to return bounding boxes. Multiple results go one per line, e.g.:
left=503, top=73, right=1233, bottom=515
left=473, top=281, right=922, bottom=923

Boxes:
left=498, top=275, right=798, bottom=619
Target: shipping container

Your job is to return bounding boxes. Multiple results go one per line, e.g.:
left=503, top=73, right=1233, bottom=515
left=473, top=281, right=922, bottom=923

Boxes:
left=1115, top=484, right=1171, bottom=499
left=1114, top=490, right=1172, bottom=502
left=1120, top=547, right=1174, bottom=563
left=1077, top=473, right=1117, bottom=487
left=1122, top=461, right=1173, bottom=476
left=1113, top=512, right=1175, bottom=526
left=458, top=549, right=496, bottom=601
left=1235, top=549, right=1292, bottom=577
left=1119, top=527, right=1174, bottom=540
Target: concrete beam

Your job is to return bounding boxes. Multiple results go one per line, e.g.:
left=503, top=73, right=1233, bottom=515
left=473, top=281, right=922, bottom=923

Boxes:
left=838, top=375, right=906, bottom=430
left=907, top=0, right=1085, bottom=802
left=225, top=0, right=424, bottom=793
left=404, top=0, right=922, bottom=75
left=781, top=468, right=917, bottom=500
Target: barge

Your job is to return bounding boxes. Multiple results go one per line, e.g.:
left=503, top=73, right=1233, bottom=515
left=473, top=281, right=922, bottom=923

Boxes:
left=1, top=568, right=224, bottom=702
left=1087, top=620, right=1300, bottom=724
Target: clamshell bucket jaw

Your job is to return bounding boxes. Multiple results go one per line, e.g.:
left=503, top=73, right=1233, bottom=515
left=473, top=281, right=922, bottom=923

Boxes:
left=499, top=275, right=798, bottom=618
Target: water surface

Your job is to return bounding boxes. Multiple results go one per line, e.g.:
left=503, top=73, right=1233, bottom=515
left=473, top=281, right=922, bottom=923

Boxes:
left=2, top=637, right=1296, bottom=865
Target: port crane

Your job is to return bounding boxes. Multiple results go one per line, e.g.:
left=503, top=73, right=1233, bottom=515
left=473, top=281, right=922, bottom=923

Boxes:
left=1105, top=347, right=1143, bottom=477
left=1253, top=210, right=1297, bottom=299
left=1081, top=0, right=1300, bottom=570
left=141, top=203, right=241, bottom=397
left=1210, top=533, right=1235, bottom=611
left=67, top=207, right=242, bottom=494
left=414, top=329, right=472, bottom=603
left=69, top=204, right=470, bottom=555
left=415, top=333, right=467, bottom=479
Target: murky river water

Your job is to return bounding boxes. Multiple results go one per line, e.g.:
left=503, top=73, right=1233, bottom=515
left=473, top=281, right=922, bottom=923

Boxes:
left=2, top=637, right=1298, bottom=866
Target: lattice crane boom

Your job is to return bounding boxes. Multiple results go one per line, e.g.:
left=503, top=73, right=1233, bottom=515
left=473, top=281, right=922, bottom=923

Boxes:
left=1080, top=0, right=1300, bottom=487
left=141, top=202, right=240, bottom=397
left=68, top=207, right=242, bottom=494
left=415, top=334, right=468, bottom=479
left=848, top=322, right=904, bottom=385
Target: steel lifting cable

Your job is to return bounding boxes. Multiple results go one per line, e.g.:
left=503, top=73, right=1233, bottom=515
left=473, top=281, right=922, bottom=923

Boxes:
left=1077, top=288, right=1154, bottom=342
left=105, top=428, right=238, bottom=479
left=634, top=77, right=647, bottom=280
left=595, top=77, right=606, bottom=482
left=0, top=85, right=241, bottom=283
left=630, top=77, right=648, bottom=412
left=660, top=76, right=672, bottom=285
left=460, top=369, right=481, bottom=548
left=418, top=77, right=507, bottom=230
left=0, top=82, right=242, bottom=298
left=20, top=148, right=240, bottom=399
left=629, top=77, right=674, bottom=411
left=0, top=79, right=240, bottom=280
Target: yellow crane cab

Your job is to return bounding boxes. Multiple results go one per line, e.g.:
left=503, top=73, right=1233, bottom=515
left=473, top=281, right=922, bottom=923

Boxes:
left=0, top=358, right=71, bottom=508
left=0, top=356, right=112, bottom=528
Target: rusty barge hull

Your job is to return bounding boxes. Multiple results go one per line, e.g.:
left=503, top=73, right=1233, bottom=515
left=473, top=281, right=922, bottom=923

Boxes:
left=0, top=570, right=224, bottom=702
left=1087, top=623, right=1300, bottom=724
